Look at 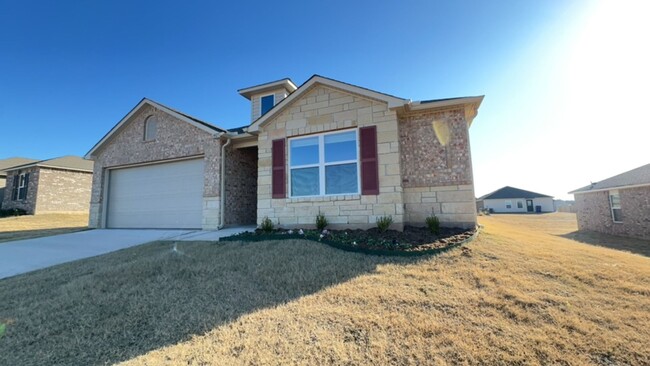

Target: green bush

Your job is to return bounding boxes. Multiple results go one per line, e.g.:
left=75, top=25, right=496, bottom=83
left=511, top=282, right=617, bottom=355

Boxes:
left=426, top=215, right=440, bottom=235
left=376, top=215, right=393, bottom=232
left=260, top=216, right=274, bottom=232
left=315, top=211, right=328, bottom=231
left=0, top=208, right=27, bottom=218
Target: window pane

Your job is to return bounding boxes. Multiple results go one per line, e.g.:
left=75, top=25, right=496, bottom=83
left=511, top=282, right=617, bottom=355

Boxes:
left=613, top=208, right=623, bottom=222
left=290, top=137, right=319, bottom=166
left=610, top=194, right=621, bottom=208
left=325, top=163, right=358, bottom=195
left=291, top=167, right=319, bottom=196
left=261, top=95, right=274, bottom=115
left=517, top=201, right=523, bottom=209
left=325, top=131, right=357, bottom=163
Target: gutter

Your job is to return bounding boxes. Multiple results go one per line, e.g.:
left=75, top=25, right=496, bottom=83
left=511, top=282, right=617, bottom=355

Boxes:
left=218, top=135, right=232, bottom=230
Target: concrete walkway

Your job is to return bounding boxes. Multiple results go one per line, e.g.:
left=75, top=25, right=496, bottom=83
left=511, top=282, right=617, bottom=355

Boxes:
left=0, top=226, right=255, bottom=280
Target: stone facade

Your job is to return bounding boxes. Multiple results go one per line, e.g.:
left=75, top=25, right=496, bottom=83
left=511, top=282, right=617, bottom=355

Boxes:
left=88, top=104, right=223, bottom=229
left=257, top=85, right=404, bottom=230
left=224, top=146, right=258, bottom=225
left=1, top=167, right=91, bottom=214
left=575, top=186, right=650, bottom=240
left=398, top=108, right=476, bottom=228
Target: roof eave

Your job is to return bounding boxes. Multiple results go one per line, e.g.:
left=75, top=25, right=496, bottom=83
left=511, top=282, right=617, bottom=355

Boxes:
left=238, top=79, right=298, bottom=100
left=569, top=182, right=650, bottom=195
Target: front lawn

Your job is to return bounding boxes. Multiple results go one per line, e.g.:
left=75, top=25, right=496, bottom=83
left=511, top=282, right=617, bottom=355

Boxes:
left=0, top=213, right=648, bottom=365
left=0, top=213, right=89, bottom=243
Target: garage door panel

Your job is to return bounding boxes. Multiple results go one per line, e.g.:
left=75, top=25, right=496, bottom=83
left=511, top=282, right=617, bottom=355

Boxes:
left=107, top=159, right=204, bottom=229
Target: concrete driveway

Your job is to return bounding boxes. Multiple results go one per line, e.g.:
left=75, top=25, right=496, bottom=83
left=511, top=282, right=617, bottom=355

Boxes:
left=0, top=226, right=254, bottom=280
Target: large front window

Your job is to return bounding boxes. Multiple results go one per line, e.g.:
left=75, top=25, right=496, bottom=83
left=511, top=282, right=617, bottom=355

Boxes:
left=289, top=130, right=359, bottom=197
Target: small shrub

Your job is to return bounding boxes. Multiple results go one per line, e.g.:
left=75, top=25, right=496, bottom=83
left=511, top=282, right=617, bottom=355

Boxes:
left=315, top=211, right=328, bottom=231
left=376, top=215, right=393, bottom=232
left=426, top=215, right=440, bottom=235
left=260, top=216, right=274, bottom=232
left=0, top=208, right=27, bottom=218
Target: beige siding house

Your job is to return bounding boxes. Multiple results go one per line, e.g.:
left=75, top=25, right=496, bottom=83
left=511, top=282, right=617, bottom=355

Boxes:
left=1, top=156, right=93, bottom=214
left=86, top=75, right=483, bottom=230
left=570, top=163, right=650, bottom=240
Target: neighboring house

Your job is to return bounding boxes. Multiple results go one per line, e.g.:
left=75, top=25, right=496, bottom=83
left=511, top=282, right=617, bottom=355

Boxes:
left=569, top=163, right=650, bottom=240
left=85, top=75, right=483, bottom=230
left=478, top=186, right=555, bottom=213
left=1, top=156, right=94, bottom=214
left=0, top=157, right=38, bottom=209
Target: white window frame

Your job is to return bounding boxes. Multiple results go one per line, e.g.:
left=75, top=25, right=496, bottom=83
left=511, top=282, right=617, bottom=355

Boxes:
left=260, top=93, right=275, bottom=116
left=505, top=200, right=512, bottom=209
left=517, top=200, right=523, bottom=209
left=144, top=115, right=157, bottom=141
left=15, top=173, right=27, bottom=201
left=288, top=129, right=360, bottom=198
left=609, top=190, right=623, bottom=223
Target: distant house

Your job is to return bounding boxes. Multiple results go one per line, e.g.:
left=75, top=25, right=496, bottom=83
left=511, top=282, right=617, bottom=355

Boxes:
left=1, top=156, right=94, bottom=215
left=478, top=186, right=555, bottom=213
left=0, top=157, right=38, bottom=209
left=569, top=163, right=650, bottom=240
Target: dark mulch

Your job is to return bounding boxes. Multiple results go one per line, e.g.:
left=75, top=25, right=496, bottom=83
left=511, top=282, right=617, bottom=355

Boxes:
left=231, top=226, right=476, bottom=253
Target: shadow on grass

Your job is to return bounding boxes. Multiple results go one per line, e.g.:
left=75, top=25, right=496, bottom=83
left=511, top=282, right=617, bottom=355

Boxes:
left=559, top=230, right=650, bottom=257
left=0, top=239, right=427, bottom=366
left=0, top=227, right=89, bottom=243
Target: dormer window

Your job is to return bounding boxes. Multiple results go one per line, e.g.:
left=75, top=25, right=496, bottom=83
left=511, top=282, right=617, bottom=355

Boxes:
left=144, top=115, right=158, bottom=141
left=261, top=94, right=275, bottom=116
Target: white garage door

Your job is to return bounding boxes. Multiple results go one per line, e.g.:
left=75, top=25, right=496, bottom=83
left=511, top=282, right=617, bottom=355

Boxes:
left=106, top=159, right=204, bottom=229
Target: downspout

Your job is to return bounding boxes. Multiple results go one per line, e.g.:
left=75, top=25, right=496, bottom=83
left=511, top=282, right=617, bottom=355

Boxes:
left=218, top=135, right=231, bottom=229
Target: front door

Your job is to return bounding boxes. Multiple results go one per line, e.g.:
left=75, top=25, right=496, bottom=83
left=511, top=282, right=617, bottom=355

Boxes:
left=526, top=200, right=534, bottom=212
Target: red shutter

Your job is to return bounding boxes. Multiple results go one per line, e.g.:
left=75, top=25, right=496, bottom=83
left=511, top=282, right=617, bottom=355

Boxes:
left=360, top=126, right=379, bottom=195
left=272, top=138, right=286, bottom=198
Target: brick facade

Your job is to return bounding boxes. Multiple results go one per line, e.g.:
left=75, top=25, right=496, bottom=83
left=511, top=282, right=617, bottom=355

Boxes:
left=575, top=186, right=650, bottom=240
left=1, top=167, right=91, bottom=214
left=88, top=104, right=223, bottom=229
left=2, top=167, right=40, bottom=214
left=224, top=146, right=257, bottom=225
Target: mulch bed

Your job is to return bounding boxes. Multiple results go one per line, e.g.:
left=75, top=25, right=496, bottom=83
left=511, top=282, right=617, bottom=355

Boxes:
left=222, top=226, right=477, bottom=255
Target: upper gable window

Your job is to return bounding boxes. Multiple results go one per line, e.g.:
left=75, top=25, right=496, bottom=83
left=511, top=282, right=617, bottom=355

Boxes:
left=260, top=94, right=275, bottom=116
left=144, top=115, right=158, bottom=141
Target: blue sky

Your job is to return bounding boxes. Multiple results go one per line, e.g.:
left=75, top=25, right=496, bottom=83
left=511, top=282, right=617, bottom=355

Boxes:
left=1, top=1, right=647, bottom=199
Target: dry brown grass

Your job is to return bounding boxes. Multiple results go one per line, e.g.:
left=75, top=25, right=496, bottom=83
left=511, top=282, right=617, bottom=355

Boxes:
left=0, top=213, right=648, bottom=365
left=0, top=213, right=89, bottom=242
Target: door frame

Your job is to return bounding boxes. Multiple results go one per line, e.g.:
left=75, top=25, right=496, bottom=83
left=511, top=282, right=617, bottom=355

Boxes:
left=526, top=199, right=534, bottom=213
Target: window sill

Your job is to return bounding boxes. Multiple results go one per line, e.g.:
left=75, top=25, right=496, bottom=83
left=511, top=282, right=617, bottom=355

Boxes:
left=287, top=194, right=361, bottom=203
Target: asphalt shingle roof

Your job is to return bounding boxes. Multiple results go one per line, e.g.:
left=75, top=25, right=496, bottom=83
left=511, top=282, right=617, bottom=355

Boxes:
left=569, top=163, right=650, bottom=194
left=0, top=157, right=38, bottom=175
left=6, top=156, right=93, bottom=172
left=478, top=186, right=553, bottom=200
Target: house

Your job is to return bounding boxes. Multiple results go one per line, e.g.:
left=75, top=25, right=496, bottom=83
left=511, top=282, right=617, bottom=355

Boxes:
left=569, top=163, right=650, bottom=240
left=85, top=75, right=483, bottom=230
left=1, top=156, right=94, bottom=214
left=478, top=186, right=555, bottom=213
left=0, top=157, right=38, bottom=209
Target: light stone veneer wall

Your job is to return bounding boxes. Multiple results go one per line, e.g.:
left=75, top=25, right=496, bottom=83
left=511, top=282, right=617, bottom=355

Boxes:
left=399, top=108, right=476, bottom=228
left=88, top=104, right=222, bottom=229
left=34, top=168, right=92, bottom=213
left=257, top=85, right=404, bottom=230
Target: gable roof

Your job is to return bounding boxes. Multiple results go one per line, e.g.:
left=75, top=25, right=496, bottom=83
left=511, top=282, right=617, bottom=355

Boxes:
left=85, top=98, right=226, bottom=159
left=6, top=156, right=93, bottom=173
left=569, top=163, right=650, bottom=194
left=238, top=78, right=298, bottom=100
left=247, top=75, right=409, bottom=132
left=478, top=186, right=553, bottom=200
left=0, top=157, right=39, bottom=176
